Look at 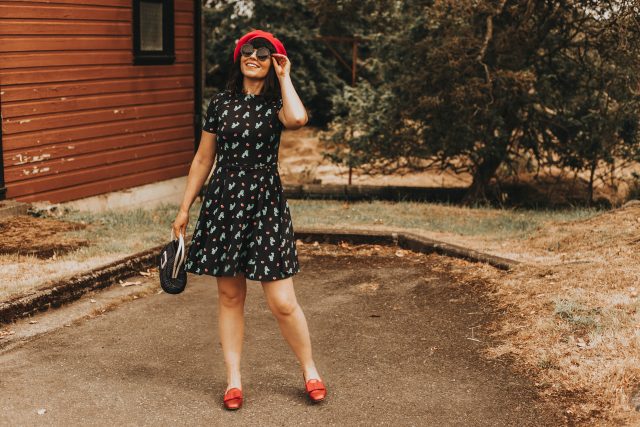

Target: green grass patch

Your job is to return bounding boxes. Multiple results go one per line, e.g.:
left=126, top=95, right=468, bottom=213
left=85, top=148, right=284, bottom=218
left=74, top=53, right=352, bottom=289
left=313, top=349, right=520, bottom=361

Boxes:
left=55, top=199, right=603, bottom=261
left=287, top=199, right=602, bottom=240
left=59, top=201, right=204, bottom=262
left=553, top=297, right=601, bottom=330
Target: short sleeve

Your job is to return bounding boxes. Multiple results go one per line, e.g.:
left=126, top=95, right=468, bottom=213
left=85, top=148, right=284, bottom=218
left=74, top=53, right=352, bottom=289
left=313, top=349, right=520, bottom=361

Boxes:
left=202, top=94, right=220, bottom=134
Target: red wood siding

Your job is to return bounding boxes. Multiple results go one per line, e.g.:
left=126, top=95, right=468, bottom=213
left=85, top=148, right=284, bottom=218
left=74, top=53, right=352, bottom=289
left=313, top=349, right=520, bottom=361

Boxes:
left=0, top=0, right=196, bottom=203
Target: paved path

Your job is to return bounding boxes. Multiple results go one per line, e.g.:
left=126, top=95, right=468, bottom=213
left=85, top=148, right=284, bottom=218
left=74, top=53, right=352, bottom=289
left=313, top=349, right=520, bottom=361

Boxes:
left=0, top=245, right=566, bottom=426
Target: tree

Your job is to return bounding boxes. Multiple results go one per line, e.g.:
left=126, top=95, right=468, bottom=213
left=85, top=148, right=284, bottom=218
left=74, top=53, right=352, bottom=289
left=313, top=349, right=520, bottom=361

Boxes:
left=532, top=0, right=640, bottom=204
left=322, top=0, right=640, bottom=205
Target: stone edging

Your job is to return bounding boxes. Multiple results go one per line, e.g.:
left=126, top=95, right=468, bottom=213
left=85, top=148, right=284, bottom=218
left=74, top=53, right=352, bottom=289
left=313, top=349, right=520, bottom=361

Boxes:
left=0, top=245, right=164, bottom=325
left=294, top=228, right=518, bottom=271
left=0, top=227, right=518, bottom=325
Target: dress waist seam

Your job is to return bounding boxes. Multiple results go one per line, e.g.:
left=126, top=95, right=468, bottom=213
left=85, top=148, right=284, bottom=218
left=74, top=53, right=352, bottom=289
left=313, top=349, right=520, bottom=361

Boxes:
left=217, top=162, right=278, bottom=171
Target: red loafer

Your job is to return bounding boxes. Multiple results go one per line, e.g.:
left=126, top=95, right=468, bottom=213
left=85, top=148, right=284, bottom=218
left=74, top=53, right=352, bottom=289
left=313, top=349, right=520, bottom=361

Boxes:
left=303, top=375, right=327, bottom=403
left=223, top=387, right=243, bottom=410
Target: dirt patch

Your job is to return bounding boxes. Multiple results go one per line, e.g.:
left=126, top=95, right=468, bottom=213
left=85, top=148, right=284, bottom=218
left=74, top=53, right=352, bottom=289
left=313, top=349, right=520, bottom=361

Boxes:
left=0, top=241, right=569, bottom=426
left=0, top=215, right=90, bottom=258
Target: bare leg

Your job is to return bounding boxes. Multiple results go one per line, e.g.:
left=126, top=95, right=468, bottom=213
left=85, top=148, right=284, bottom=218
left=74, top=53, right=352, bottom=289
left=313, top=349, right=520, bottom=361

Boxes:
left=217, top=273, right=247, bottom=392
left=261, top=276, right=321, bottom=381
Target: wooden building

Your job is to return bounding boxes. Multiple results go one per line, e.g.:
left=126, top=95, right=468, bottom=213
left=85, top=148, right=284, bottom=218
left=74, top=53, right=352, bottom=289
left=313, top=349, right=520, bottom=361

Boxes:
left=0, top=0, right=204, bottom=203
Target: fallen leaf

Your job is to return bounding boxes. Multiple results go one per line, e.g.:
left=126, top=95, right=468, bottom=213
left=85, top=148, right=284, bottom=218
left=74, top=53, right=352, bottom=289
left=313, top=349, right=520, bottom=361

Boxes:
left=356, top=282, right=379, bottom=293
left=0, top=329, right=16, bottom=338
left=120, top=281, right=142, bottom=287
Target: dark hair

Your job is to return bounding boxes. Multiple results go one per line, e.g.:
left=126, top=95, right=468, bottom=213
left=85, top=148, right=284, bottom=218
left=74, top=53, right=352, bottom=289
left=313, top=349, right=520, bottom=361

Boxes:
left=225, top=37, right=281, bottom=103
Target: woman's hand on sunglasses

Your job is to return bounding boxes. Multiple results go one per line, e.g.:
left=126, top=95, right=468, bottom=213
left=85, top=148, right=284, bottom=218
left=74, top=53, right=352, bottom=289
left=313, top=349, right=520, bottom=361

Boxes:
left=271, top=53, right=290, bottom=79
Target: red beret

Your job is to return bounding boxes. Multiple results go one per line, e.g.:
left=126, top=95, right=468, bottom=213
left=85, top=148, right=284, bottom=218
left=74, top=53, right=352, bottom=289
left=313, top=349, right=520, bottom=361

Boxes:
left=233, top=29, right=287, bottom=63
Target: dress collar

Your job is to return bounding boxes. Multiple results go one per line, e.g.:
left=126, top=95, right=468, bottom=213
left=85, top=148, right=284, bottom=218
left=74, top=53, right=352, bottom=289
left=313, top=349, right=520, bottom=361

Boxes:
left=238, top=91, right=264, bottom=100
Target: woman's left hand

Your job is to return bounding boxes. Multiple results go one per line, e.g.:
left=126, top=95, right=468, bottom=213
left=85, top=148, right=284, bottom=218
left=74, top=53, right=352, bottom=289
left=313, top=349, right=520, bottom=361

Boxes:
left=271, top=53, right=290, bottom=79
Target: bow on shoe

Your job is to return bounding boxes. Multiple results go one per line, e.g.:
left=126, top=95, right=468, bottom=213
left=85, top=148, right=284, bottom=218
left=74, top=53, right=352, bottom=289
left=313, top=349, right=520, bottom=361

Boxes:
left=304, top=378, right=327, bottom=402
left=223, top=387, right=243, bottom=410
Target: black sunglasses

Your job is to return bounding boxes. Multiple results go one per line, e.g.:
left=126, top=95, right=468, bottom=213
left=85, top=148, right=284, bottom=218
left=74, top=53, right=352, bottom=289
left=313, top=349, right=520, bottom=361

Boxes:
left=240, top=43, right=272, bottom=62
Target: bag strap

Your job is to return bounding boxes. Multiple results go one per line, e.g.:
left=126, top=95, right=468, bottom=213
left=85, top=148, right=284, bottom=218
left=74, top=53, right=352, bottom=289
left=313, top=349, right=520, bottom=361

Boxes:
left=172, top=233, right=186, bottom=279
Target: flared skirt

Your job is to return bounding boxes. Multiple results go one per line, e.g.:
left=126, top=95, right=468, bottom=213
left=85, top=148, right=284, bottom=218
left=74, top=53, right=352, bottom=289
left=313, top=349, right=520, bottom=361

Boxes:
left=184, top=163, right=300, bottom=281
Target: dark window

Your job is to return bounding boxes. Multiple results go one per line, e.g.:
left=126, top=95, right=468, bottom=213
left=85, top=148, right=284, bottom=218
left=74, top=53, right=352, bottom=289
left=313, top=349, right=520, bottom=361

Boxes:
left=133, top=0, right=175, bottom=65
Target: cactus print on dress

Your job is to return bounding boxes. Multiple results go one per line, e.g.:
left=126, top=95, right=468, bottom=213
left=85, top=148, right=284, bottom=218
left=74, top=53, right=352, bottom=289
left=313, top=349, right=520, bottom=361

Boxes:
left=184, top=89, right=300, bottom=281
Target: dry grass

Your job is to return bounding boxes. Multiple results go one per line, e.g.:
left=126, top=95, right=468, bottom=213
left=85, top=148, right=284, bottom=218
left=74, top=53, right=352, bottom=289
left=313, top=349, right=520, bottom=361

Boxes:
left=474, top=202, right=640, bottom=425
left=0, top=204, right=196, bottom=301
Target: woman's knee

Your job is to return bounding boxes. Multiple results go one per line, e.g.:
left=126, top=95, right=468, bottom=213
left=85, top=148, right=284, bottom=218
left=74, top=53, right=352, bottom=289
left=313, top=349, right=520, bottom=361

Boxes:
left=268, top=295, right=298, bottom=317
left=217, top=276, right=246, bottom=307
left=262, top=278, right=298, bottom=317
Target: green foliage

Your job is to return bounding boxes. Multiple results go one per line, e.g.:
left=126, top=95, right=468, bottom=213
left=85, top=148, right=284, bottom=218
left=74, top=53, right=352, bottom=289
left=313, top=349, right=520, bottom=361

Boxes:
left=202, top=0, right=379, bottom=125
left=202, top=1, right=640, bottom=205
left=320, top=81, right=408, bottom=171
left=322, top=0, right=640, bottom=204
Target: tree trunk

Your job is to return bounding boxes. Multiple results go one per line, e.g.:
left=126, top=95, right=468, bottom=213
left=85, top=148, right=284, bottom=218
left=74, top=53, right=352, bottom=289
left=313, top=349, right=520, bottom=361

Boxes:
left=462, top=143, right=509, bottom=206
left=588, top=159, right=597, bottom=206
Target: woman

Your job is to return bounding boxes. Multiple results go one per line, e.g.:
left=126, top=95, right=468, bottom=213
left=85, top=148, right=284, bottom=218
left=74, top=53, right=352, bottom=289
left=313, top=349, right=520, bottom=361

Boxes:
left=172, top=29, right=326, bottom=410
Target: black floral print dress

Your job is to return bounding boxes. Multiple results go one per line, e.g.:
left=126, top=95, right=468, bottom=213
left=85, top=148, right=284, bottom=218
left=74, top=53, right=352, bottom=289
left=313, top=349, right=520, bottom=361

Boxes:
left=184, top=89, right=301, bottom=281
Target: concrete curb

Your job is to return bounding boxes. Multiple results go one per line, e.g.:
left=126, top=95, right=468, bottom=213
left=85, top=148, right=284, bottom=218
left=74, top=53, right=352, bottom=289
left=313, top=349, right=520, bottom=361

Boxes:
left=295, top=228, right=519, bottom=271
left=0, top=227, right=518, bottom=325
left=0, top=244, right=165, bottom=325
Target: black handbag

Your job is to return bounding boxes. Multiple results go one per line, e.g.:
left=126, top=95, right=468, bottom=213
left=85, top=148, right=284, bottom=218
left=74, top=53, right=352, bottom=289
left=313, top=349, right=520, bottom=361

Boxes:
left=158, top=230, right=188, bottom=294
